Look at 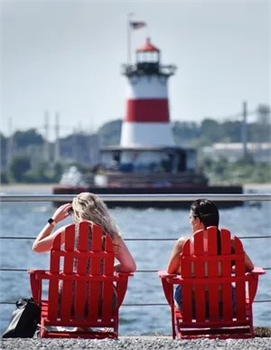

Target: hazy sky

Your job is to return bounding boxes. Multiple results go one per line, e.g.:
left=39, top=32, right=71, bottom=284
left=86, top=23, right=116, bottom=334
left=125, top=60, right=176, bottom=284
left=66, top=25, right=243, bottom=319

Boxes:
left=2, top=0, right=270, bottom=139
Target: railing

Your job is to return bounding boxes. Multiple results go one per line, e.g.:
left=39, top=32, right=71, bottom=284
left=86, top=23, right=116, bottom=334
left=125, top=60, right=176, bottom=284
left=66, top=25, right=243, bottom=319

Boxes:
left=1, top=193, right=271, bottom=203
left=0, top=193, right=271, bottom=307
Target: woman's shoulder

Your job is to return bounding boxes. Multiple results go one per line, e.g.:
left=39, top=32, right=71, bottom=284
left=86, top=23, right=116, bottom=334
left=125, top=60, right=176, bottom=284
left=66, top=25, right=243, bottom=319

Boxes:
left=177, top=235, right=189, bottom=242
left=55, top=223, right=73, bottom=233
left=175, top=236, right=190, bottom=247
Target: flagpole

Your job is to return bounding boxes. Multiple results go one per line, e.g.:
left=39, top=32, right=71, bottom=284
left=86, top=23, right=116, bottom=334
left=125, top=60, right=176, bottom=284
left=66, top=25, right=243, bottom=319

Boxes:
left=127, top=13, right=133, bottom=65
left=146, top=23, right=150, bottom=39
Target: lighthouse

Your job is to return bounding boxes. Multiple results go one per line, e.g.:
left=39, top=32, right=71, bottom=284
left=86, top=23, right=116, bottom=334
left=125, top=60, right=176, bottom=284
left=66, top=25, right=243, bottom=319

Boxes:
left=121, top=38, right=177, bottom=147
left=54, top=33, right=241, bottom=205
left=99, top=37, right=199, bottom=180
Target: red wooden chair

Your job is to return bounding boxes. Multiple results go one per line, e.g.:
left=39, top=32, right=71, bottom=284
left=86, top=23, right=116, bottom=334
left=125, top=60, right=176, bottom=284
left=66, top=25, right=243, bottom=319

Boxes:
left=158, top=226, right=265, bottom=339
left=28, top=221, right=133, bottom=339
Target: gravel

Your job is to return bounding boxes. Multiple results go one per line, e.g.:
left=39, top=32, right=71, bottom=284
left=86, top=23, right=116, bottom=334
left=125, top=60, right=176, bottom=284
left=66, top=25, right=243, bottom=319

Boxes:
left=1, top=337, right=271, bottom=350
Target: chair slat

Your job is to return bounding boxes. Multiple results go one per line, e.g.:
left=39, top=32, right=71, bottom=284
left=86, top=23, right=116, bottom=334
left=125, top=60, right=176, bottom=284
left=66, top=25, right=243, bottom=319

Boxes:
left=76, top=221, right=90, bottom=252
left=222, top=282, right=233, bottom=321
left=60, top=280, right=74, bottom=319
left=87, top=224, right=103, bottom=319
left=48, top=234, right=62, bottom=320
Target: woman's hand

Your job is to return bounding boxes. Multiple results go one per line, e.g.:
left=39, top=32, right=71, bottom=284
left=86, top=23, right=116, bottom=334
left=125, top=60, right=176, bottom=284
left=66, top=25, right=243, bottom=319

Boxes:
left=52, top=203, right=73, bottom=224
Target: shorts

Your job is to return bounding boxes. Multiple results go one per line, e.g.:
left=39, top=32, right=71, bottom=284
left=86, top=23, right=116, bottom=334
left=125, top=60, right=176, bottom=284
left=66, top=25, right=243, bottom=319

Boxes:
left=174, top=285, right=237, bottom=318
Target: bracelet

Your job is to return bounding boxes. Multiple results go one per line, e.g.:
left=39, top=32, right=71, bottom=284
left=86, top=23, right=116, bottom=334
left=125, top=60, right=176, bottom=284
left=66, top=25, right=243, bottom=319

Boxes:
left=48, top=218, right=56, bottom=227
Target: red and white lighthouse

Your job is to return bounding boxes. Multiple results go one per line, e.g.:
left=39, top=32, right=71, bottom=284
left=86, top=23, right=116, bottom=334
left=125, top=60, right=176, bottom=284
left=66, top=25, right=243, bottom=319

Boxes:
left=120, top=38, right=177, bottom=147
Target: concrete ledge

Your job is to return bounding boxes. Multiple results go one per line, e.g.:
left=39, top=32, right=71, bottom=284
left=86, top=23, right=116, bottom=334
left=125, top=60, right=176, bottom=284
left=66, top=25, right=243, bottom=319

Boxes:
left=1, top=329, right=271, bottom=350
left=1, top=338, right=271, bottom=350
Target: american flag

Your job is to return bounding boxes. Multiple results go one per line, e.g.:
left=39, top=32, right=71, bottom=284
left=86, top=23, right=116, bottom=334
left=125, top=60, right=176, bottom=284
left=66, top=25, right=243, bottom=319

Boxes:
left=130, top=21, right=147, bottom=30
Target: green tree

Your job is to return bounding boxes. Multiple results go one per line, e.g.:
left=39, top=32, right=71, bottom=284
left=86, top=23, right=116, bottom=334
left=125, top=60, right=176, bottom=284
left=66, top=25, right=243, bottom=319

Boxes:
left=0, top=171, right=10, bottom=184
left=172, top=121, right=200, bottom=146
left=97, top=119, right=122, bottom=146
left=220, top=121, right=242, bottom=142
left=13, top=129, right=43, bottom=148
left=23, top=161, right=56, bottom=183
left=0, top=133, right=7, bottom=148
left=200, top=119, right=222, bottom=144
left=53, top=162, right=64, bottom=182
left=10, top=155, right=31, bottom=182
left=0, top=133, right=8, bottom=169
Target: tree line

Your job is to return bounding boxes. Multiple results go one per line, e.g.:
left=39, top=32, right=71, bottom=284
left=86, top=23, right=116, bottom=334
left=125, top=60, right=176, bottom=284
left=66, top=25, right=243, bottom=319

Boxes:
left=0, top=117, right=270, bottom=184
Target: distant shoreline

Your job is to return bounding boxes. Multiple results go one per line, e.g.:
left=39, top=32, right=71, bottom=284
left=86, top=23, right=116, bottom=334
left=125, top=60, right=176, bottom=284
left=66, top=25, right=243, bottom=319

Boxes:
left=0, top=183, right=55, bottom=193
left=0, top=182, right=270, bottom=194
left=243, top=183, right=271, bottom=191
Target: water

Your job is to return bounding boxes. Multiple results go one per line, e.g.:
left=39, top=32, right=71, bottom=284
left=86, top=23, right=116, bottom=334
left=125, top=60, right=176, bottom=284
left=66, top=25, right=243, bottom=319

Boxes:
left=0, top=189, right=270, bottom=335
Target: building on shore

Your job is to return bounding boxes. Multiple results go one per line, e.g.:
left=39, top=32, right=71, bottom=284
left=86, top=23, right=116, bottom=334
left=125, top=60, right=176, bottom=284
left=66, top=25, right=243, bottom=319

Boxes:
left=202, top=142, right=271, bottom=163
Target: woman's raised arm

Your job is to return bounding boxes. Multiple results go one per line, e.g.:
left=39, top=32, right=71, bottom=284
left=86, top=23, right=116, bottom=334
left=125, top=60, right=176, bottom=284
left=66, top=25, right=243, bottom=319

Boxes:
left=32, top=203, right=72, bottom=253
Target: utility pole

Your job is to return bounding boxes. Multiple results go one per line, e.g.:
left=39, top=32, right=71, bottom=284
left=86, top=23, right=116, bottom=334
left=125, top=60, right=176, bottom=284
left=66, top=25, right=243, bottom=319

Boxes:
left=43, top=110, right=50, bottom=163
left=255, top=104, right=271, bottom=158
left=54, top=112, right=60, bottom=163
left=257, top=104, right=271, bottom=144
left=241, top=101, right=248, bottom=159
left=72, top=127, right=77, bottom=161
left=7, top=116, right=13, bottom=168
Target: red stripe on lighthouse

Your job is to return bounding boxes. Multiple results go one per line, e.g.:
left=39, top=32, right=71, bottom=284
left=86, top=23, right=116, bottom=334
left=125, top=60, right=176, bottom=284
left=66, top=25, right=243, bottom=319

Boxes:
left=125, top=99, right=169, bottom=123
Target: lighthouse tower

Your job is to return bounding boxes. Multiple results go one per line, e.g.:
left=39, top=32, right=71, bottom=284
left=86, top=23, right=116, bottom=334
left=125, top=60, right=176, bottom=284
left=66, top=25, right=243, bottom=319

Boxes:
left=98, top=37, right=197, bottom=180
left=121, top=38, right=177, bottom=147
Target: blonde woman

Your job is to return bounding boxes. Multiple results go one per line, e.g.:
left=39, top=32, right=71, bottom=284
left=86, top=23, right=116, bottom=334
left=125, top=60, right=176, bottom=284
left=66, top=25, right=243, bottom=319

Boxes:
left=32, top=192, right=136, bottom=273
left=32, top=192, right=136, bottom=331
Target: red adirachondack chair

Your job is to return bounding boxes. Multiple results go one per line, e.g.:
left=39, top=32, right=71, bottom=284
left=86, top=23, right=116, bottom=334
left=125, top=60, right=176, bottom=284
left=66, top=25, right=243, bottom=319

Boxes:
left=28, top=221, right=133, bottom=339
left=158, top=226, right=265, bottom=339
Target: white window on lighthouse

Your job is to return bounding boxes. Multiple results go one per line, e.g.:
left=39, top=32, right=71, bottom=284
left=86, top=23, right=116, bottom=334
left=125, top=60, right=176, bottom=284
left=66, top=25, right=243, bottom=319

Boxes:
left=137, top=51, right=160, bottom=64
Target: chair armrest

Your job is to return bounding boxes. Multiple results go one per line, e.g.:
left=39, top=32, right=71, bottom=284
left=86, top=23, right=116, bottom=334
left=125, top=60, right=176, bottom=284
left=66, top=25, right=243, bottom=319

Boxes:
left=28, top=270, right=47, bottom=303
left=157, top=270, right=176, bottom=306
left=115, top=272, right=134, bottom=278
left=28, top=269, right=47, bottom=275
left=245, top=266, right=265, bottom=303
left=250, top=266, right=266, bottom=275
left=157, top=270, right=177, bottom=278
left=115, top=272, right=133, bottom=307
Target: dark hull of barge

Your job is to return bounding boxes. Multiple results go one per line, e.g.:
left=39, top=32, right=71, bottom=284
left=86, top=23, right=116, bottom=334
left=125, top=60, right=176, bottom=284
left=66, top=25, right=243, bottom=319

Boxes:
left=53, top=185, right=243, bottom=209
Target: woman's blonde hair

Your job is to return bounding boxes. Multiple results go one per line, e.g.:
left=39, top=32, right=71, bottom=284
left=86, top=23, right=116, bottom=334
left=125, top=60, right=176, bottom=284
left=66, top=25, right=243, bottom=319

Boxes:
left=72, top=192, right=121, bottom=239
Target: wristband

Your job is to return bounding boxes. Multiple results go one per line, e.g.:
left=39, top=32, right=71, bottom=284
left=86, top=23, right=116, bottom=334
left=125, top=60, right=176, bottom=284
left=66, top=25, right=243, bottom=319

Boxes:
left=48, top=218, right=56, bottom=227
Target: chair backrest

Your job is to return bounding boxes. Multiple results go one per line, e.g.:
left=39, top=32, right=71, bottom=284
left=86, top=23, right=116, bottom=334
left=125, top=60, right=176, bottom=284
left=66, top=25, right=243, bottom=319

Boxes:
left=180, top=226, right=248, bottom=323
left=46, top=221, right=116, bottom=323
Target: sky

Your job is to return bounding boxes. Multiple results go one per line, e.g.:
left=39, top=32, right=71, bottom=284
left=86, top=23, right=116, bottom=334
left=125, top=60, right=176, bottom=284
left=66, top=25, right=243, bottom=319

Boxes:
left=1, top=0, right=270, bottom=140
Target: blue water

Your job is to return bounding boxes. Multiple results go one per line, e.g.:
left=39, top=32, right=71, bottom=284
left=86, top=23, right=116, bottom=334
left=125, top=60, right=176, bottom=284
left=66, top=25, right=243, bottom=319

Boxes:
left=0, top=190, right=270, bottom=335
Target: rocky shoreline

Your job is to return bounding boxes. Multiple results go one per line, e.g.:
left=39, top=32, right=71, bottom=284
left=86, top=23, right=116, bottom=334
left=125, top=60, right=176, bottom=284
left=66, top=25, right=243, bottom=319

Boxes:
left=1, top=329, right=271, bottom=350
left=1, top=336, right=271, bottom=350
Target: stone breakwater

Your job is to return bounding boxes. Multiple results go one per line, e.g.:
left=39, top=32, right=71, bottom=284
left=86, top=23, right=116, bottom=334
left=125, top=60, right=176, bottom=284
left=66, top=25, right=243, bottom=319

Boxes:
left=1, top=337, right=271, bottom=350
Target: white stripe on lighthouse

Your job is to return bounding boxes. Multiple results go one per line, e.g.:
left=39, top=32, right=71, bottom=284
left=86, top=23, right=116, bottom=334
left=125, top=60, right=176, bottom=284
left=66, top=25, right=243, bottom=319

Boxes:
left=120, top=122, right=175, bottom=147
left=126, top=76, right=168, bottom=99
